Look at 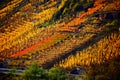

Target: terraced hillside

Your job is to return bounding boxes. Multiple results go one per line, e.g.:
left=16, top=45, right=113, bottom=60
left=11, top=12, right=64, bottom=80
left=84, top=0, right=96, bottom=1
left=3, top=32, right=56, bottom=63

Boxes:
left=0, top=0, right=120, bottom=79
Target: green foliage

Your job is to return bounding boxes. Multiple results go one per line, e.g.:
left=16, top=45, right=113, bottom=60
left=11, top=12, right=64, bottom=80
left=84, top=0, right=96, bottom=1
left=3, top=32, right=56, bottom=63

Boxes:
left=7, top=67, right=18, bottom=77
left=41, top=21, right=54, bottom=27
left=106, top=20, right=119, bottom=26
left=20, top=62, right=68, bottom=80
left=21, top=62, right=48, bottom=80
left=72, top=3, right=81, bottom=12
left=104, top=19, right=119, bottom=34
left=48, top=67, right=68, bottom=80
left=6, top=67, right=18, bottom=80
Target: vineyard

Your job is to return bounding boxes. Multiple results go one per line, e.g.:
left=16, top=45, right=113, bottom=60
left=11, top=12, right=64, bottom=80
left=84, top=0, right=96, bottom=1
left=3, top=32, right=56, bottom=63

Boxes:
left=0, top=0, right=120, bottom=79
left=57, top=32, right=120, bottom=69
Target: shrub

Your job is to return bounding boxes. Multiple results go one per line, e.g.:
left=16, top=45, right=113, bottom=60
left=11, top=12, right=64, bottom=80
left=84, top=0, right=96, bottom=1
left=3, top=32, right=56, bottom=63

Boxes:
left=21, top=62, right=48, bottom=80
left=48, top=67, right=68, bottom=80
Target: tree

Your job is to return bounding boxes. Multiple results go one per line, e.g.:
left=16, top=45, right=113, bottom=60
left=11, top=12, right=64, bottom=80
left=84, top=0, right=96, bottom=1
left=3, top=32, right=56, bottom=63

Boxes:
left=48, top=67, right=68, bottom=80
left=21, top=62, right=48, bottom=80
left=21, top=62, right=68, bottom=80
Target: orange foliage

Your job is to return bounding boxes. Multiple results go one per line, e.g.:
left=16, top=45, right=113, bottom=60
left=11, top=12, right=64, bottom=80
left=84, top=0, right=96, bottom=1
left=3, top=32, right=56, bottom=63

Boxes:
left=10, top=33, right=67, bottom=58
left=59, top=3, right=105, bottom=32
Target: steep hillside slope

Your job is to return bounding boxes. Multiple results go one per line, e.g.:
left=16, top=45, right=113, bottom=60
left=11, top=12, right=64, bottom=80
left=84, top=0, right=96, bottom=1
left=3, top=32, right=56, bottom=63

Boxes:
left=0, top=1, right=120, bottom=78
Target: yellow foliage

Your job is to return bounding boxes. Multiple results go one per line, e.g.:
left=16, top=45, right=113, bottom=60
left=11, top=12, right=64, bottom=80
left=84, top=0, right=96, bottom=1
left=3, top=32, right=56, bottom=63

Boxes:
left=58, top=32, right=120, bottom=69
